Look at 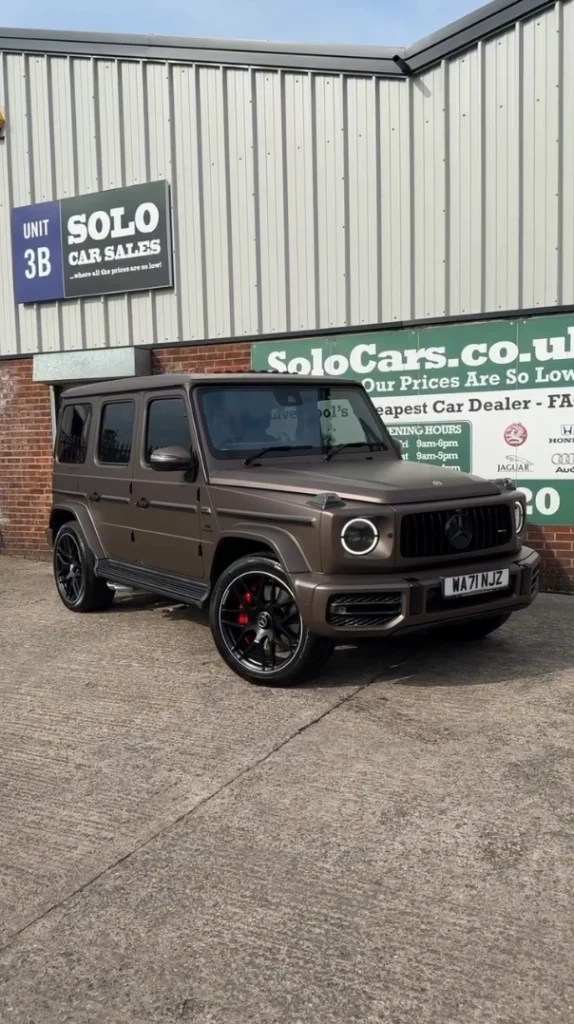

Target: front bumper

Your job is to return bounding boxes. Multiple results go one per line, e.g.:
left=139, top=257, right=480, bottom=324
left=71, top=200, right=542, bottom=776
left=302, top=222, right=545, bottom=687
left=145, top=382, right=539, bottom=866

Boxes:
left=292, top=546, right=541, bottom=639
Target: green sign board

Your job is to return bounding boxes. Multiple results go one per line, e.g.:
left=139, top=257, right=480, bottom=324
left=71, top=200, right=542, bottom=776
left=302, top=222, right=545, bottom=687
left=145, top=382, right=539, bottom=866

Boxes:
left=252, top=313, right=574, bottom=524
left=387, top=421, right=472, bottom=472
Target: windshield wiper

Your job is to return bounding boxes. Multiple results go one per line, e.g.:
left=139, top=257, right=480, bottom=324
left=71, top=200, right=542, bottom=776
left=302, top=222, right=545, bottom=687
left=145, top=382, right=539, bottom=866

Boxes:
left=324, top=441, right=387, bottom=461
left=243, top=444, right=313, bottom=466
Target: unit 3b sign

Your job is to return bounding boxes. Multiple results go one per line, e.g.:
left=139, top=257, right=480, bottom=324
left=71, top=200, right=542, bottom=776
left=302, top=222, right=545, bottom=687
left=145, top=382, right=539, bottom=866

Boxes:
left=11, top=181, right=173, bottom=303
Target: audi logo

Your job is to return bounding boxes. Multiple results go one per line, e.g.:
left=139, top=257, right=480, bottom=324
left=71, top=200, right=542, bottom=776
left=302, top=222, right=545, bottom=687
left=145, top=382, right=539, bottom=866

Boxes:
left=552, top=453, right=574, bottom=466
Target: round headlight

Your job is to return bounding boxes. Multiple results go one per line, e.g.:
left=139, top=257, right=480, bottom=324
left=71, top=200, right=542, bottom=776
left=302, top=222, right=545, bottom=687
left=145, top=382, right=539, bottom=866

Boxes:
left=341, top=518, right=379, bottom=556
left=514, top=500, right=525, bottom=534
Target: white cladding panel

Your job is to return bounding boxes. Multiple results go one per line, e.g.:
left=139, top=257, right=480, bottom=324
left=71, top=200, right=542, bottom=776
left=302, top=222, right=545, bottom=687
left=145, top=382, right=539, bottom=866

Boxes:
left=0, top=1, right=571, bottom=355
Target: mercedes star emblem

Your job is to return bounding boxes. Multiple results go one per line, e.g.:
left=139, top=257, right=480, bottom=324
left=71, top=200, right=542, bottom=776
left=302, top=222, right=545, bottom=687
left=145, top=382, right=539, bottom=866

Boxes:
left=445, top=511, right=473, bottom=551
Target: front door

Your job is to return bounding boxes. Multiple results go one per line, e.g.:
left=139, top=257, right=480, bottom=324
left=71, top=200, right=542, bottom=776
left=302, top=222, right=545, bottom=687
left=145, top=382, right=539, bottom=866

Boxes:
left=131, top=388, right=204, bottom=580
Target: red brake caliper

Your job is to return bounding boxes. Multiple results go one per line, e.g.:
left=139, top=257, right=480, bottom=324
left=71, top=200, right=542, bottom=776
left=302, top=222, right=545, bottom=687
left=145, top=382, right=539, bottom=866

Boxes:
left=237, top=588, right=254, bottom=627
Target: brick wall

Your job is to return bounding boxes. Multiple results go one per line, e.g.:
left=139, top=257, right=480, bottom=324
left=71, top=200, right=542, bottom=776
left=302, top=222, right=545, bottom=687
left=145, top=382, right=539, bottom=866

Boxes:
left=528, top=525, right=574, bottom=593
left=151, top=341, right=250, bottom=374
left=0, top=358, right=53, bottom=555
left=0, top=342, right=573, bottom=593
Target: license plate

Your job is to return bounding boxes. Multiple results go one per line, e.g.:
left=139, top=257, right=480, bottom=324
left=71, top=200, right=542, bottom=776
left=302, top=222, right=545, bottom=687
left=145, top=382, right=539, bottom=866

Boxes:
left=442, top=568, right=510, bottom=598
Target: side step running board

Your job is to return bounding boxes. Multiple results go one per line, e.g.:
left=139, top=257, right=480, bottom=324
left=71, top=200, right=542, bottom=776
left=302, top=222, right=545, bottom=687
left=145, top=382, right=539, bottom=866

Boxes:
left=95, top=558, right=210, bottom=608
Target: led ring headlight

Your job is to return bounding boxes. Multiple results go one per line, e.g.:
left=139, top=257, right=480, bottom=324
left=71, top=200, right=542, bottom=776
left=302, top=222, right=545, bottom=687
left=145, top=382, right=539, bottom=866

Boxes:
left=514, top=500, right=525, bottom=534
left=341, top=518, right=379, bottom=556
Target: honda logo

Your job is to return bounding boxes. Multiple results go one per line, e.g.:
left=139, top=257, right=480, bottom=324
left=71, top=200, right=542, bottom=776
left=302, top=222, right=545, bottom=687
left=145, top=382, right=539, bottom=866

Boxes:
left=561, top=425, right=574, bottom=436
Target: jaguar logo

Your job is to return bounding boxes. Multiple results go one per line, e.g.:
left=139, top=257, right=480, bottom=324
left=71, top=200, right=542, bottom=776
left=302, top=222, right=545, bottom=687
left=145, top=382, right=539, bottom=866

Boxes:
left=445, top=511, right=473, bottom=551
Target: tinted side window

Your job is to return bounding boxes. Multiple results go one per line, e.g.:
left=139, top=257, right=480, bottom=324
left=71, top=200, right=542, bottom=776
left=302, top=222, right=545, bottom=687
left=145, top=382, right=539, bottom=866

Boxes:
left=56, top=404, right=92, bottom=464
left=146, top=398, right=192, bottom=461
left=98, top=402, right=135, bottom=465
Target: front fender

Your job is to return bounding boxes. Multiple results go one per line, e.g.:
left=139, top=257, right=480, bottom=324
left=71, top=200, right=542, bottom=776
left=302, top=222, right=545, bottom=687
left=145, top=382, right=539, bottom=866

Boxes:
left=217, top=523, right=313, bottom=573
left=50, top=501, right=106, bottom=560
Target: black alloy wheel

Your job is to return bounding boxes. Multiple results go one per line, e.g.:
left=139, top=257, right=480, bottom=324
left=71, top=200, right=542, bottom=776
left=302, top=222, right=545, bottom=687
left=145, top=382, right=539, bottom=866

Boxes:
left=219, top=570, right=302, bottom=673
left=53, top=522, right=115, bottom=612
left=210, top=555, right=333, bottom=685
left=55, top=530, right=84, bottom=604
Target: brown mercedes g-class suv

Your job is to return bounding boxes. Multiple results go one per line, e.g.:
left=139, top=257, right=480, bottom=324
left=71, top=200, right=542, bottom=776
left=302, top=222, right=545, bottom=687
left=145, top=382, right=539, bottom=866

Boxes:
left=50, top=372, right=540, bottom=685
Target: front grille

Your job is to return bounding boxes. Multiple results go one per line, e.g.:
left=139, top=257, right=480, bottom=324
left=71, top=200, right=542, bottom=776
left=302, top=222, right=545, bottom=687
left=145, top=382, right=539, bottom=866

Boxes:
left=400, top=504, right=512, bottom=560
left=531, top=566, right=540, bottom=595
left=327, top=592, right=403, bottom=628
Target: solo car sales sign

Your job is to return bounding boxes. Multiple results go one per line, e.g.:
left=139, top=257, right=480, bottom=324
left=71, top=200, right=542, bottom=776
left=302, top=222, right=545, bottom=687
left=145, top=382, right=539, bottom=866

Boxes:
left=11, top=181, right=173, bottom=303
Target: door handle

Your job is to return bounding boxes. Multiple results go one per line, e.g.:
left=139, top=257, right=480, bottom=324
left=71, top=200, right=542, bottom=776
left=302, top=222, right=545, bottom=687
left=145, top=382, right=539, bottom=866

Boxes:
left=89, top=491, right=101, bottom=503
left=135, top=498, right=150, bottom=509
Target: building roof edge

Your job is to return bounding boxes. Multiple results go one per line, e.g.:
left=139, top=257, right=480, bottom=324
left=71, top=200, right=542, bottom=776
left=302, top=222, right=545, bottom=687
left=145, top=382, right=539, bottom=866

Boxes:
left=0, top=0, right=558, bottom=79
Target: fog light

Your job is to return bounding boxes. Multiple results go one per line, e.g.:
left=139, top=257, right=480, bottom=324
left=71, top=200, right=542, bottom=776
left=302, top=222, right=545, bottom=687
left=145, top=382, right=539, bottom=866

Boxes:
left=341, top=518, right=379, bottom=556
left=514, top=501, right=525, bottom=534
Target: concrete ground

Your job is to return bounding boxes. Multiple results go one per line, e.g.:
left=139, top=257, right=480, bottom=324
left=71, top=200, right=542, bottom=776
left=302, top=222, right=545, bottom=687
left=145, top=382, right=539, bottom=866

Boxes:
left=1, top=559, right=574, bottom=1024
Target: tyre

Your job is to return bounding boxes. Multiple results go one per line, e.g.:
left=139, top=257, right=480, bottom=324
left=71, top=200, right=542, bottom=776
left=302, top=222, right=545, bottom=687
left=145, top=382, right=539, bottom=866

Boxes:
left=53, top=521, right=115, bottom=613
left=443, top=612, right=512, bottom=641
left=210, top=554, right=333, bottom=686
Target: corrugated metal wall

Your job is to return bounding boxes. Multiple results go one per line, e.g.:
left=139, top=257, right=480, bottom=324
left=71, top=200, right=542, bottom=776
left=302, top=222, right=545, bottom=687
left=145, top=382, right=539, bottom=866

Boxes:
left=0, top=0, right=572, bottom=356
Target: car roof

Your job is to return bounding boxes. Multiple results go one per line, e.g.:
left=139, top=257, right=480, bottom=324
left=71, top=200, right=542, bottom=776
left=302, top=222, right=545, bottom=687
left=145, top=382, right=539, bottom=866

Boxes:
left=62, top=372, right=358, bottom=399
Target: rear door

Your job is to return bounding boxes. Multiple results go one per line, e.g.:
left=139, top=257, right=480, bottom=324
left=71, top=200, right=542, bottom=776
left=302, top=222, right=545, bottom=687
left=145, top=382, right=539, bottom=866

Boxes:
left=89, top=395, right=138, bottom=562
left=131, top=388, right=204, bottom=579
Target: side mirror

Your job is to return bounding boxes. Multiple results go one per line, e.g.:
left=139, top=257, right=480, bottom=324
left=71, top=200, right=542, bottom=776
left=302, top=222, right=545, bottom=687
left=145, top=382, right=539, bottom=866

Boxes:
left=149, top=445, right=194, bottom=471
left=391, top=437, right=403, bottom=459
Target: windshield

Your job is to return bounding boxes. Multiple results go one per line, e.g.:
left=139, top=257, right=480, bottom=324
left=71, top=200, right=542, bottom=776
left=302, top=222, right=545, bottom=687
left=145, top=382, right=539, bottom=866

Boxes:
left=197, top=383, right=391, bottom=460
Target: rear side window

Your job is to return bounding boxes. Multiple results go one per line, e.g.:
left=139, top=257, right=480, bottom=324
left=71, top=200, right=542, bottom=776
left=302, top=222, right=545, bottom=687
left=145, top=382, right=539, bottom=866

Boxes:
left=98, top=401, right=135, bottom=465
left=56, top=404, right=92, bottom=464
left=145, top=398, right=192, bottom=461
